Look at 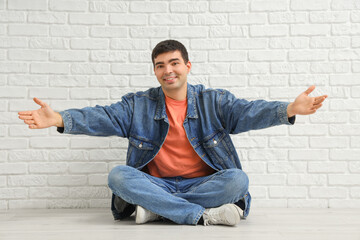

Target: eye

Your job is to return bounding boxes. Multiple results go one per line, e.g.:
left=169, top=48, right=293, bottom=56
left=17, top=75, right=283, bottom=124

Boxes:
left=157, top=65, right=163, bottom=69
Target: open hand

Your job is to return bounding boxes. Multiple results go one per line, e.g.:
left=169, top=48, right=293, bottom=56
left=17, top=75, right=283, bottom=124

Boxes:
left=18, top=98, right=63, bottom=129
left=287, top=86, right=328, bottom=117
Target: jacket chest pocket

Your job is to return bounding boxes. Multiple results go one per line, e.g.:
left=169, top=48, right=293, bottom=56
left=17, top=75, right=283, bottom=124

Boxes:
left=127, top=137, right=155, bottom=168
left=202, top=131, right=235, bottom=169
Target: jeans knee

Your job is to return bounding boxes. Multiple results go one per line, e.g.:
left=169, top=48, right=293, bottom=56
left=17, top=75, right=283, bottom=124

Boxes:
left=226, top=169, right=249, bottom=196
left=108, top=165, right=129, bottom=190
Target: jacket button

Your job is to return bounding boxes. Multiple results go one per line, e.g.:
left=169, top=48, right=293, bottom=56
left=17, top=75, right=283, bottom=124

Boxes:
left=139, top=143, right=143, bottom=148
left=213, top=140, right=217, bottom=144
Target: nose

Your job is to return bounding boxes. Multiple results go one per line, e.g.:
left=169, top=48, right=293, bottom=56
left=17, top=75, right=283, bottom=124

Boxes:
left=164, top=64, right=173, bottom=74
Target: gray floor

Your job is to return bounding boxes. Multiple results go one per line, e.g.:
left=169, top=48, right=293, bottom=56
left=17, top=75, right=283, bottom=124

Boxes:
left=1, top=208, right=359, bottom=240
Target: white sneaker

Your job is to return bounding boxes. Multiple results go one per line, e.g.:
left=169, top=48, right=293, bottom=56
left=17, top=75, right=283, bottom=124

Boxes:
left=202, top=204, right=242, bottom=226
left=135, top=205, right=160, bottom=224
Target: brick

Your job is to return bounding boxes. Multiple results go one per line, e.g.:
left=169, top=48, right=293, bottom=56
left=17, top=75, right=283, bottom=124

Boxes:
left=71, top=39, right=108, bottom=50
left=30, top=187, right=68, bottom=198
left=49, top=150, right=89, bottom=161
left=250, top=125, right=287, bottom=136
left=47, top=199, right=89, bottom=208
left=129, top=51, right=150, bottom=63
left=171, top=27, right=207, bottom=38
left=249, top=75, right=288, bottom=86
left=8, top=0, right=47, bottom=10
left=71, top=63, right=110, bottom=75
left=288, top=174, right=327, bottom=186
left=89, top=149, right=127, bottom=161
left=250, top=25, right=288, bottom=37
left=250, top=174, right=286, bottom=185
left=241, top=162, right=266, bottom=173
left=354, top=62, right=360, bottom=72
left=269, top=137, right=308, bottom=148
left=288, top=199, right=328, bottom=208
left=49, top=0, right=87, bottom=12
left=209, top=1, right=245, bottom=13
left=291, top=0, right=329, bottom=10
left=329, top=174, right=360, bottom=185
left=289, top=149, right=329, bottom=161
left=331, top=0, right=360, bottom=10
left=271, top=63, right=309, bottom=74
left=50, top=26, right=87, bottom=37
left=353, top=37, right=360, bottom=48
left=89, top=1, right=127, bottom=13
left=310, top=137, right=349, bottom=148
left=209, top=50, right=246, bottom=62
left=330, top=99, right=360, bottom=110
left=252, top=199, right=287, bottom=208
left=0, top=163, right=27, bottom=174
left=210, top=26, right=245, bottom=38
left=288, top=50, right=328, bottom=61
left=9, top=24, right=48, bottom=36
left=89, top=174, right=108, bottom=185
left=251, top=0, right=287, bottom=11
left=69, top=13, right=106, bottom=25
left=130, top=27, right=168, bottom=38
left=268, top=162, right=307, bottom=173
left=191, top=63, right=229, bottom=75
left=9, top=125, right=48, bottom=137
left=231, top=63, right=269, bottom=74
left=69, top=187, right=109, bottom=198
left=310, top=36, right=350, bottom=48
left=249, top=50, right=286, bottom=62
left=70, top=138, right=110, bottom=149
left=289, top=124, right=328, bottom=136
left=308, top=161, right=347, bottom=173
left=352, top=11, right=360, bottom=23
left=0, top=139, right=28, bottom=150
left=111, top=39, right=149, bottom=50
left=49, top=76, right=88, bottom=87
left=0, top=176, right=5, bottom=186
left=190, top=14, right=227, bottom=25
left=69, top=163, right=107, bottom=173
left=331, top=149, right=360, bottom=161
left=332, top=24, right=360, bottom=35
left=0, top=11, right=26, bottom=22
left=9, top=75, right=48, bottom=86
left=291, top=24, right=330, bottom=36
left=290, top=74, right=327, bottom=86
left=9, top=150, right=48, bottom=162
left=311, top=62, right=350, bottom=73
left=30, top=138, right=68, bottom=149
left=310, top=187, right=347, bottom=198
left=28, top=13, right=67, bottom=24
left=70, top=88, right=108, bottom=100
left=329, top=49, right=360, bottom=60
left=130, top=2, right=167, bottom=13
left=29, top=37, right=69, bottom=49
left=310, top=12, right=349, bottom=23
left=270, top=37, right=309, bottom=49
left=350, top=112, right=360, bottom=124
left=90, top=76, right=128, bottom=87
left=229, top=13, right=266, bottom=25
left=110, top=14, right=147, bottom=25
left=330, top=124, right=360, bottom=136
left=350, top=187, right=360, bottom=198
left=230, top=38, right=268, bottom=49
left=0, top=63, right=27, bottom=73
left=129, top=76, right=158, bottom=88
left=0, top=188, right=27, bottom=200
left=111, top=64, right=148, bottom=75
left=48, top=175, right=87, bottom=186
left=50, top=50, right=88, bottom=62
left=29, top=163, right=67, bottom=174
left=209, top=76, right=246, bottom=88
left=150, top=14, right=187, bottom=26
left=350, top=162, right=360, bottom=173
left=29, top=88, right=68, bottom=99
left=8, top=175, right=47, bottom=187
left=269, top=12, right=307, bottom=24
left=0, top=87, right=27, bottom=98
left=269, top=187, right=307, bottom=198
left=31, top=63, right=69, bottom=74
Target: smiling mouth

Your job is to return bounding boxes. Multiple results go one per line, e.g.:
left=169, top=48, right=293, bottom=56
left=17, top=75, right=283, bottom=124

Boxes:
left=163, top=76, right=177, bottom=83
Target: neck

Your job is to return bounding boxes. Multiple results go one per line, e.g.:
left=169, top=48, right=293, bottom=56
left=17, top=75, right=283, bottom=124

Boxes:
left=162, top=83, right=187, bottom=101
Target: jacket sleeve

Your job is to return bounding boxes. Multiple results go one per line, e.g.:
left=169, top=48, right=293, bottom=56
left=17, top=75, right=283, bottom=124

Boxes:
left=56, top=94, right=133, bottom=138
left=218, top=90, right=295, bottom=134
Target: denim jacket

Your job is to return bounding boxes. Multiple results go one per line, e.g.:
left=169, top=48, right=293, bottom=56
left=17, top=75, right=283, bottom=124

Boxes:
left=58, top=84, right=295, bottom=218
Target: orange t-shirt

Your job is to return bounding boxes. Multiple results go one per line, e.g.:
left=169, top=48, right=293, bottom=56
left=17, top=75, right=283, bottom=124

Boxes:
left=146, top=95, right=215, bottom=178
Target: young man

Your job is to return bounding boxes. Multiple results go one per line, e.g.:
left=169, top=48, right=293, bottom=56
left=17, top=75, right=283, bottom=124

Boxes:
left=18, top=40, right=327, bottom=226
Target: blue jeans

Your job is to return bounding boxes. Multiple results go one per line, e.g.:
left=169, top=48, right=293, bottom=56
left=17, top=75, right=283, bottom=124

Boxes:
left=108, top=165, right=249, bottom=225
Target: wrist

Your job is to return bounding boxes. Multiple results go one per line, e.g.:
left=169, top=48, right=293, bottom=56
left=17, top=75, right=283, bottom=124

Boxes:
left=287, top=102, right=295, bottom=118
left=55, top=112, right=64, bottom=127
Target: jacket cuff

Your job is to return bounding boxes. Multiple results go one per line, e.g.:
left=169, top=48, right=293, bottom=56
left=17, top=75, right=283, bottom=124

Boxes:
left=57, top=110, right=72, bottom=134
left=278, top=102, right=295, bottom=125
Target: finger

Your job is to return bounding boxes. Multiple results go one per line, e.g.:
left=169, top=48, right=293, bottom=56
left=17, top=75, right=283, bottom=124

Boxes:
left=314, top=96, right=326, bottom=105
left=24, top=120, right=35, bottom=125
left=311, top=103, right=323, bottom=111
left=29, top=124, right=38, bottom=129
left=18, top=111, right=33, bottom=115
left=304, top=85, right=316, bottom=96
left=19, top=115, right=33, bottom=120
left=33, top=97, right=47, bottom=108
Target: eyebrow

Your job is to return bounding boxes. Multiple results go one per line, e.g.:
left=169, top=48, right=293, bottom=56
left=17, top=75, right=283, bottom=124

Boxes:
left=154, top=58, right=180, bottom=66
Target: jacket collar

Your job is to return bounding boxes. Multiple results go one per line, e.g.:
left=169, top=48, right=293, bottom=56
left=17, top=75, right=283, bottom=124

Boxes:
left=154, top=83, right=198, bottom=120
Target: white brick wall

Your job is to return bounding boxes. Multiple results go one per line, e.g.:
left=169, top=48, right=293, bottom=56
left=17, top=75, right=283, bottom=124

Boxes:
left=1, top=0, right=359, bottom=210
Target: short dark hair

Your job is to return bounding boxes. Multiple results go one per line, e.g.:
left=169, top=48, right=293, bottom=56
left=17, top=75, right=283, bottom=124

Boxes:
left=151, top=40, right=189, bottom=67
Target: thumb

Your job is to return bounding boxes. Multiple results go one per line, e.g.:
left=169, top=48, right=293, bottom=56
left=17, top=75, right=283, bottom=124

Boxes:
left=304, top=85, right=316, bottom=96
left=33, top=97, right=47, bottom=108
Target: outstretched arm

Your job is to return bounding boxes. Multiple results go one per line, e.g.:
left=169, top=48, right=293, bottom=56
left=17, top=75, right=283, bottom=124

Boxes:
left=18, top=98, right=64, bottom=129
left=287, top=85, right=328, bottom=118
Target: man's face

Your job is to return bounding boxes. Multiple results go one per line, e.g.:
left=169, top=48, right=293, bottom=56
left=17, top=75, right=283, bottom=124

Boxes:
left=153, top=50, right=191, bottom=98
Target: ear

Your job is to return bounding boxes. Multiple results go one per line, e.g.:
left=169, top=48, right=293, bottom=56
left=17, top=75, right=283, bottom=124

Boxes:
left=186, top=61, right=192, bottom=73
